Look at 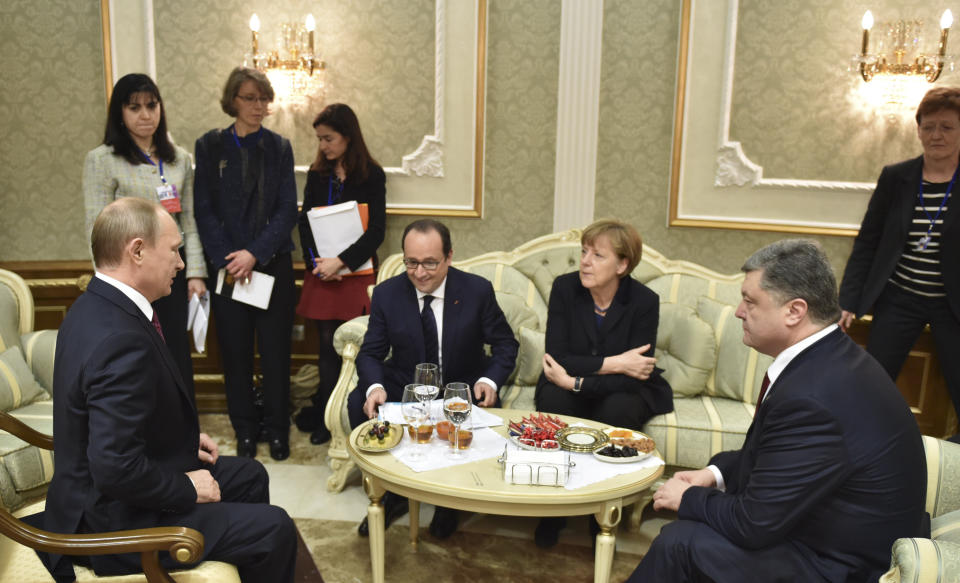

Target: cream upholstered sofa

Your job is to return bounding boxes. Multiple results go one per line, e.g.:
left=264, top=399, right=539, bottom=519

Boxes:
left=880, top=436, right=960, bottom=582
left=323, top=229, right=774, bottom=492
left=0, top=269, right=57, bottom=510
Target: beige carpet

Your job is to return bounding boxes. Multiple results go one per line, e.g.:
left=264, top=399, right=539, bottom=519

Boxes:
left=295, top=517, right=642, bottom=583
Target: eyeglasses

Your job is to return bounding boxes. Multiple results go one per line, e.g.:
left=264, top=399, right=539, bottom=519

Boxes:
left=403, top=258, right=441, bottom=271
left=236, top=94, right=271, bottom=105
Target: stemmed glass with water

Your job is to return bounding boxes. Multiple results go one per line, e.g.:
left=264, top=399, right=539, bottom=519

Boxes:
left=443, top=382, right=471, bottom=459
left=413, top=363, right=441, bottom=417
left=401, top=384, right=428, bottom=461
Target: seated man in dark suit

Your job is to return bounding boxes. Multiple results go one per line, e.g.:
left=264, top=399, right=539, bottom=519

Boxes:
left=41, top=198, right=297, bottom=582
left=348, top=218, right=519, bottom=538
left=629, top=239, right=927, bottom=583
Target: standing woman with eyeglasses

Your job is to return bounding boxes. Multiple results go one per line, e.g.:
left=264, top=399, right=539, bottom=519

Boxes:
left=83, top=73, right=206, bottom=396
left=193, top=67, right=297, bottom=461
left=294, top=103, right=386, bottom=445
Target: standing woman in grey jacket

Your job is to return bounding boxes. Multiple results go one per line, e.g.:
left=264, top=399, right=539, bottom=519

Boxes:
left=83, top=73, right=207, bottom=395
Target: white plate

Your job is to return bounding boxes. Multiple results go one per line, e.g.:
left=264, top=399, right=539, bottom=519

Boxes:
left=593, top=447, right=654, bottom=464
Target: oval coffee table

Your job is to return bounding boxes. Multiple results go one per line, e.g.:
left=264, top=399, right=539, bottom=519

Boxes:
left=347, top=408, right=664, bottom=583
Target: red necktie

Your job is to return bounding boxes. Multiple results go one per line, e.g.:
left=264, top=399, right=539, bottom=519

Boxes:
left=755, top=372, right=770, bottom=417
left=151, top=312, right=166, bottom=343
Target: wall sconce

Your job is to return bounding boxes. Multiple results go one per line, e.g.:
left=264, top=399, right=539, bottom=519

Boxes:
left=245, top=13, right=326, bottom=107
left=851, top=10, right=954, bottom=118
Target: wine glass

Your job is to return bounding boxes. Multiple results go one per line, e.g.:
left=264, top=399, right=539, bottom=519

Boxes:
left=443, top=382, right=471, bottom=459
left=414, top=363, right=441, bottom=413
left=401, top=384, right=427, bottom=461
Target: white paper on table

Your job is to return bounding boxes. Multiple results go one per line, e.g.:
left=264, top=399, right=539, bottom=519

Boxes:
left=562, top=449, right=664, bottom=490
left=215, top=269, right=274, bottom=310
left=306, top=201, right=373, bottom=275
left=379, top=400, right=504, bottom=428
left=390, top=427, right=508, bottom=472
left=186, top=291, right=210, bottom=353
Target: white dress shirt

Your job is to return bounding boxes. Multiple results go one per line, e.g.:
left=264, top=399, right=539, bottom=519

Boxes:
left=95, top=272, right=154, bottom=321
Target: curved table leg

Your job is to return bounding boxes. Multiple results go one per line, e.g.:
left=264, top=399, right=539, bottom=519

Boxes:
left=363, top=474, right=387, bottom=583
left=409, top=499, right=421, bottom=550
left=594, top=500, right=623, bottom=583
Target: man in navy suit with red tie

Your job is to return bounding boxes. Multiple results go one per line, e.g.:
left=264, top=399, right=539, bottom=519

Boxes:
left=41, top=198, right=296, bottom=582
left=629, top=239, right=927, bottom=583
left=347, top=218, right=518, bottom=539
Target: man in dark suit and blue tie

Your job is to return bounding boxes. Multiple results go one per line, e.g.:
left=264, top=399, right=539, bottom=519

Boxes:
left=347, top=218, right=519, bottom=538
left=629, top=239, right=927, bottom=583
left=41, top=198, right=297, bottom=582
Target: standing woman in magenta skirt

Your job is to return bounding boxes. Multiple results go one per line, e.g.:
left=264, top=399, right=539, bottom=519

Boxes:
left=295, top=103, right=386, bottom=444
left=83, top=73, right=206, bottom=394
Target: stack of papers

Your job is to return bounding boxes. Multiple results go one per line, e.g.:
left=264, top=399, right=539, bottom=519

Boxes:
left=187, top=291, right=210, bottom=353
left=306, top=201, right=373, bottom=275
left=215, top=269, right=274, bottom=310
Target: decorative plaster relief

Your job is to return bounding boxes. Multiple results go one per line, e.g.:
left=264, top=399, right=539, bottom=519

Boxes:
left=388, top=0, right=445, bottom=179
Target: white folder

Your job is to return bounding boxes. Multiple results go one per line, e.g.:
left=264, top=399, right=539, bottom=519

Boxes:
left=306, top=200, right=373, bottom=275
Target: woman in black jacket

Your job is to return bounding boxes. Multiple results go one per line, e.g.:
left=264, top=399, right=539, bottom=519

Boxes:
left=193, top=67, right=298, bottom=461
left=534, top=219, right=673, bottom=547
left=839, top=87, right=960, bottom=424
left=294, top=103, right=386, bottom=444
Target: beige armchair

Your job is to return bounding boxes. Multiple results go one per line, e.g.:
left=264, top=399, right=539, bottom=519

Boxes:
left=881, top=436, right=960, bottom=582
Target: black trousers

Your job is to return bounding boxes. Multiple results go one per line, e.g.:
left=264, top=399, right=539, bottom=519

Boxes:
left=153, top=253, right=195, bottom=395
left=209, top=253, right=295, bottom=440
left=535, top=381, right=655, bottom=431
left=628, top=520, right=829, bottom=583
left=866, top=283, right=960, bottom=420
left=86, top=456, right=297, bottom=583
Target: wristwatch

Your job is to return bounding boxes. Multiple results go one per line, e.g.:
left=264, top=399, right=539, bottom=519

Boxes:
left=573, top=376, right=582, bottom=393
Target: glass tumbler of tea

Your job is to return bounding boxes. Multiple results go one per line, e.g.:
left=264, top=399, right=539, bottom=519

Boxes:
left=442, top=382, right=471, bottom=459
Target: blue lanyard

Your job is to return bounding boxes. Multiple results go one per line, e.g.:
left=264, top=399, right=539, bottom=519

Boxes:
left=138, top=148, right=166, bottom=184
left=231, top=125, right=263, bottom=149
left=916, top=163, right=959, bottom=250
left=327, top=175, right=344, bottom=206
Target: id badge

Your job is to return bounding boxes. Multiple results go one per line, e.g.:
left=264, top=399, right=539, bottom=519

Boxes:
left=157, top=184, right=182, bottom=213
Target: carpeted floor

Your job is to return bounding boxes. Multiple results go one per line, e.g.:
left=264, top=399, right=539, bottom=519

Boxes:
left=200, top=413, right=675, bottom=583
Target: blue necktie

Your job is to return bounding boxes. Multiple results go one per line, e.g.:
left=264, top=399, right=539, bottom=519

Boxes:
left=421, top=295, right=439, bottom=366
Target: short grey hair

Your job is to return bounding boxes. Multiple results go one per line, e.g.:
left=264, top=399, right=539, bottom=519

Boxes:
left=741, top=239, right=841, bottom=325
left=91, top=198, right=164, bottom=269
left=219, top=67, right=274, bottom=117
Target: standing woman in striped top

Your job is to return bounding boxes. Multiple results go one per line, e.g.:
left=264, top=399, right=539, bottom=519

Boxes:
left=839, top=86, right=960, bottom=424
left=82, top=73, right=206, bottom=394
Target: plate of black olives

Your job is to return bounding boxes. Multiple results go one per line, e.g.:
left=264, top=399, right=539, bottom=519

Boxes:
left=593, top=443, right=654, bottom=463
left=355, top=420, right=402, bottom=452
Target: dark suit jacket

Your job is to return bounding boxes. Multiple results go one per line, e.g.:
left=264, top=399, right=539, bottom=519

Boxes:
left=356, top=267, right=519, bottom=399
left=680, top=329, right=927, bottom=582
left=43, top=277, right=202, bottom=576
left=839, top=155, right=960, bottom=320
left=193, top=126, right=297, bottom=269
left=537, top=272, right=673, bottom=415
left=297, top=166, right=386, bottom=271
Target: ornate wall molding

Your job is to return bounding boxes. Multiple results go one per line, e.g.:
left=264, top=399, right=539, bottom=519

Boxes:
left=397, top=0, right=446, bottom=178
left=711, top=1, right=873, bottom=195
left=552, top=0, right=604, bottom=232
left=668, top=0, right=872, bottom=236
